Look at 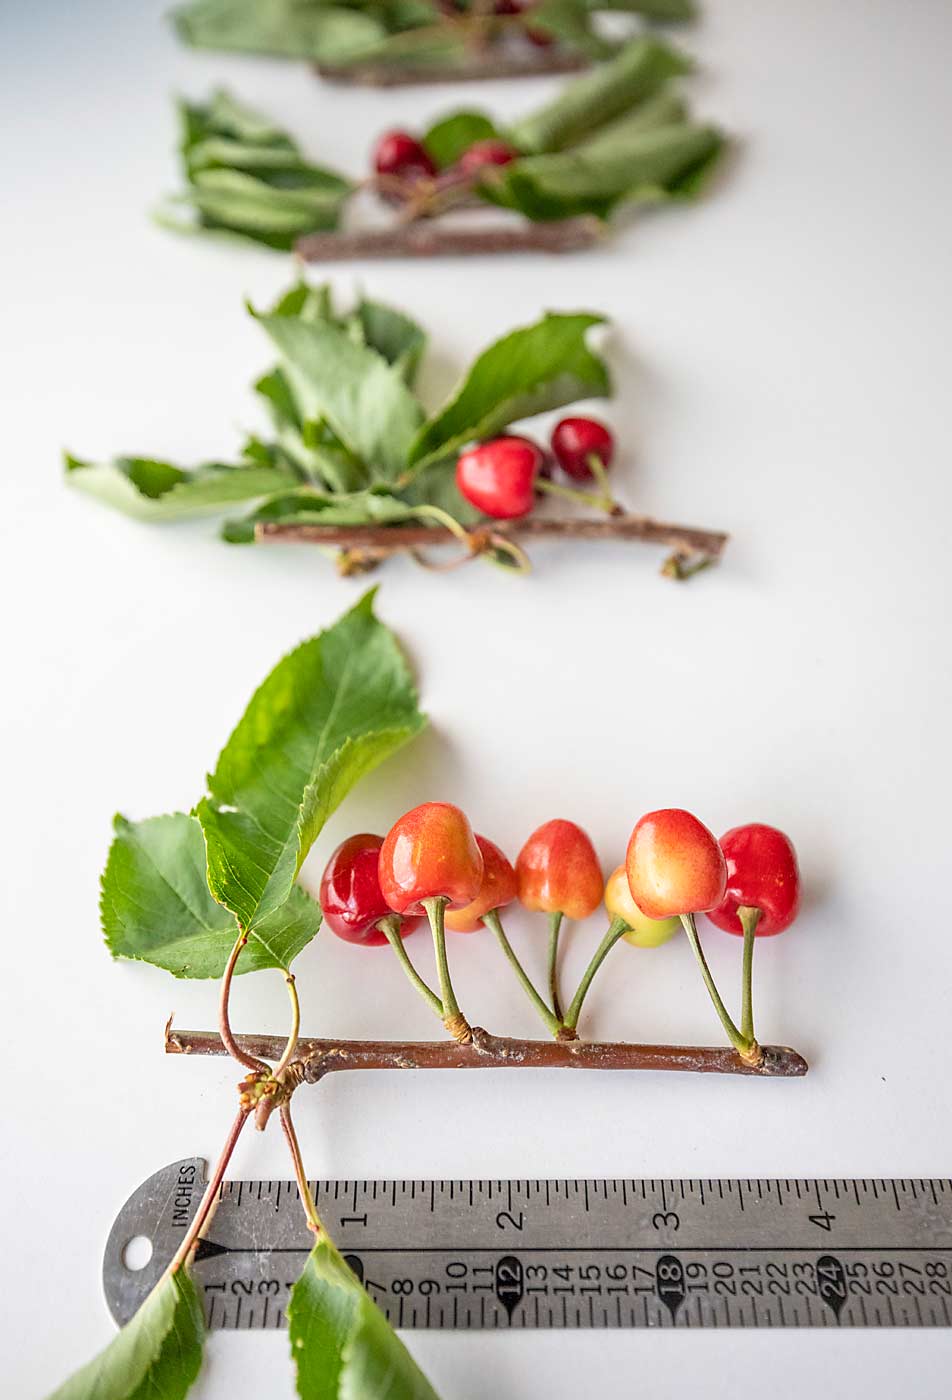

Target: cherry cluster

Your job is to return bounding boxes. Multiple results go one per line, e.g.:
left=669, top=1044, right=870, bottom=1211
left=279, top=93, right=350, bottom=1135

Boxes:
left=319, top=803, right=800, bottom=1054
left=456, top=417, right=617, bottom=520
left=374, top=128, right=518, bottom=193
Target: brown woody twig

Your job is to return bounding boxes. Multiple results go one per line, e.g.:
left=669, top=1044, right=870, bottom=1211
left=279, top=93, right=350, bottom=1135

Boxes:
left=166, top=1026, right=808, bottom=1079
left=315, top=49, right=588, bottom=87
left=256, top=512, right=729, bottom=572
left=295, top=217, right=601, bottom=262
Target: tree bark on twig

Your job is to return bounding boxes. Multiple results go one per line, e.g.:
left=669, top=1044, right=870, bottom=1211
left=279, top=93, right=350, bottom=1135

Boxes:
left=166, top=1026, right=808, bottom=1079
left=314, top=50, right=588, bottom=87
left=295, top=217, right=602, bottom=262
left=256, top=512, right=728, bottom=562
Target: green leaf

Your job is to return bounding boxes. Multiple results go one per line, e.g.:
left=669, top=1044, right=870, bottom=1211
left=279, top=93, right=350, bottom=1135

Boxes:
left=196, top=591, right=425, bottom=932
left=64, top=453, right=299, bottom=521
left=167, top=92, right=353, bottom=249
left=222, top=488, right=424, bottom=543
left=492, top=122, right=725, bottom=221
left=47, top=1271, right=203, bottom=1400
left=423, top=110, right=498, bottom=168
left=172, top=0, right=387, bottom=63
left=101, top=813, right=321, bottom=977
left=408, top=311, right=610, bottom=471
left=354, top=299, right=426, bottom=386
left=507, top=37, right=691, bottom=153
left=288, top=1240, right=440, bottom=1400
left=253, top=308, right=425, bottom=482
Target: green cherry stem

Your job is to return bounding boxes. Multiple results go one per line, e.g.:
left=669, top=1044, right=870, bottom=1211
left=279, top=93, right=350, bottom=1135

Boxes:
left=220, top=929, right=269, bottom=1074
left=678, top=913, right=750, bottom=1057
left=483, top=909, right=561, bottom=1036
left=738, top=905, right=763, bottom=1045
left=585, top=452, right=619, bottom=513
left=536, top=477, right=615, bottom=517
left=377, top=915, right=444, bottom=1018
left=423, top=896, right=469, bottom=1038
left=547, top=911, right=565, bottom=1022
left=562, top=916, right=629, bottom=1031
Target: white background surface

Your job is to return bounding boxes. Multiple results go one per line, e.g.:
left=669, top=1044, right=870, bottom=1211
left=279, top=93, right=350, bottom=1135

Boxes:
left=3, top=0, right=952, bottom=1394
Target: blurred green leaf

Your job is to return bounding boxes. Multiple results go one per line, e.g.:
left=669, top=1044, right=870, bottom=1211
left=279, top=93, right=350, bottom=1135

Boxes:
left=423, top=110, right=499, bottom=168
left=409, top=311, right=610, bottom=471
left=64, top=453, right=298, bottom=520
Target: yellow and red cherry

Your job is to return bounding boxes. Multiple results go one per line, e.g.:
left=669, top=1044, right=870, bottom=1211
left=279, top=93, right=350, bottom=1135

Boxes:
left=445, top=835, right=517, bottom=933
left=626, top=809, right=727, bottom=919
left=379, top=802, right=484, bottom=916
left=516, top=818, right=603, bottom=921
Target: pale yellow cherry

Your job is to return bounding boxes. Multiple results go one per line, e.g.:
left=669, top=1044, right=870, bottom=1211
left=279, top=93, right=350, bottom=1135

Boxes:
left=603, top=866, right=680, bottom=949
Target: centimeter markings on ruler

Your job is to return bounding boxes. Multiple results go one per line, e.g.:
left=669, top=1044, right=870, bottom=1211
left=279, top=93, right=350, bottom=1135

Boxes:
left=103, top=1160, right=952, bottom=1332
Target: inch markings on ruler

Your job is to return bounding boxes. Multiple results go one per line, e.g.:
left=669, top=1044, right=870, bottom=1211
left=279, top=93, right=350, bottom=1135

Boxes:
left=103, top=1161, right=952, bottom=1332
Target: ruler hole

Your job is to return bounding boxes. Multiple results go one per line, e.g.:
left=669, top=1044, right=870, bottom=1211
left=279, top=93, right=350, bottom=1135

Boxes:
left=122, top=1235, right=153, bottom=1272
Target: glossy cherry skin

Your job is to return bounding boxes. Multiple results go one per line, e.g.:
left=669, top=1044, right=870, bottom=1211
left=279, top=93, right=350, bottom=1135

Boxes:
left=373, top=130, right=437, bottom=181
left=550, top=417, right=615, bottom=482
left=456, top=436, right=542, bottom=519
left=705, top=824, right=800, bottom=937
left=626, top=809, right=727, bottom=919
left=603, top=866, right=680, bottom=949
left=516, top=819, right=603, bottom=921
left=319, top=834, right=419, bottom=946
left=458, top=140, right=518, bottom=176
left=445, top=835, right=518, bottom=933
left=379, top=803, right=484, bottom=916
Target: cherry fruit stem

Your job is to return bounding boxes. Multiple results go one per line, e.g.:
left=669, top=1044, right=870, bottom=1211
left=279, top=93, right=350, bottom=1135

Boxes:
left=280, top=1103, right=323, bottom=1236
left=484, top=909, right=561, bottom=1036
left=678, top=913, right=751, bottom=1057
left=378, top=915, right=444, bottom=1018
left=547, top=911, right=565, bottom=1022
left=738, top=905, right=762, bottom=1045
left=423, top=896, right=463, bottom=1024
left=563, top=917, right=629, bottom=1030
left=536, top=476, right=615, bottom=516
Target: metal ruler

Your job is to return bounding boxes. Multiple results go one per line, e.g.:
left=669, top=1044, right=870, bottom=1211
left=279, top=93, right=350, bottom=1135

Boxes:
left=104, top=1160, right=952, bottom=1331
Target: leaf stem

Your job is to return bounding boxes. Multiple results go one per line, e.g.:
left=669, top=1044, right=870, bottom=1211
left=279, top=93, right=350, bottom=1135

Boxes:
left=165, top=1108, right=250, bottom=1276
left=739, top=905, right=762, bottom=1045
left=484, top=909, right=561, bottom=1036
left=547, top=911, right=565, bottom=1022
left=273, top=973, right=301, bottom=1080
left=219, top=930, right=269, bottom=1073
left=563, top=917, right=629, bottom=1030
left=678, top=913, right=748, bottom=1055
left=378, top=916, right=444, bottom=1018
left=280, top=1103, right=323, bottom=1236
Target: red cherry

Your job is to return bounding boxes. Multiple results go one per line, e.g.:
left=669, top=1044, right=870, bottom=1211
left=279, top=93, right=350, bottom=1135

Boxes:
left=551, top=417, right=615, bottom=483
left=456, top=436, right=541, bottom=519
left=319, top=834, right=419, bottom=946
left=445, top=835, right=517, bottom=933
left=706, top=824, right=801, bottom=937
left=626, top=810, right=727, bottom=919
left=373, top=130, right=436, bottom=181
left=525, top=25, right=554, bottom=46
left=379, top=802, right=484, bottom=916
left=458, top=140, right=519, bottom=176
left=516, top=819, right=603, bottom=921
